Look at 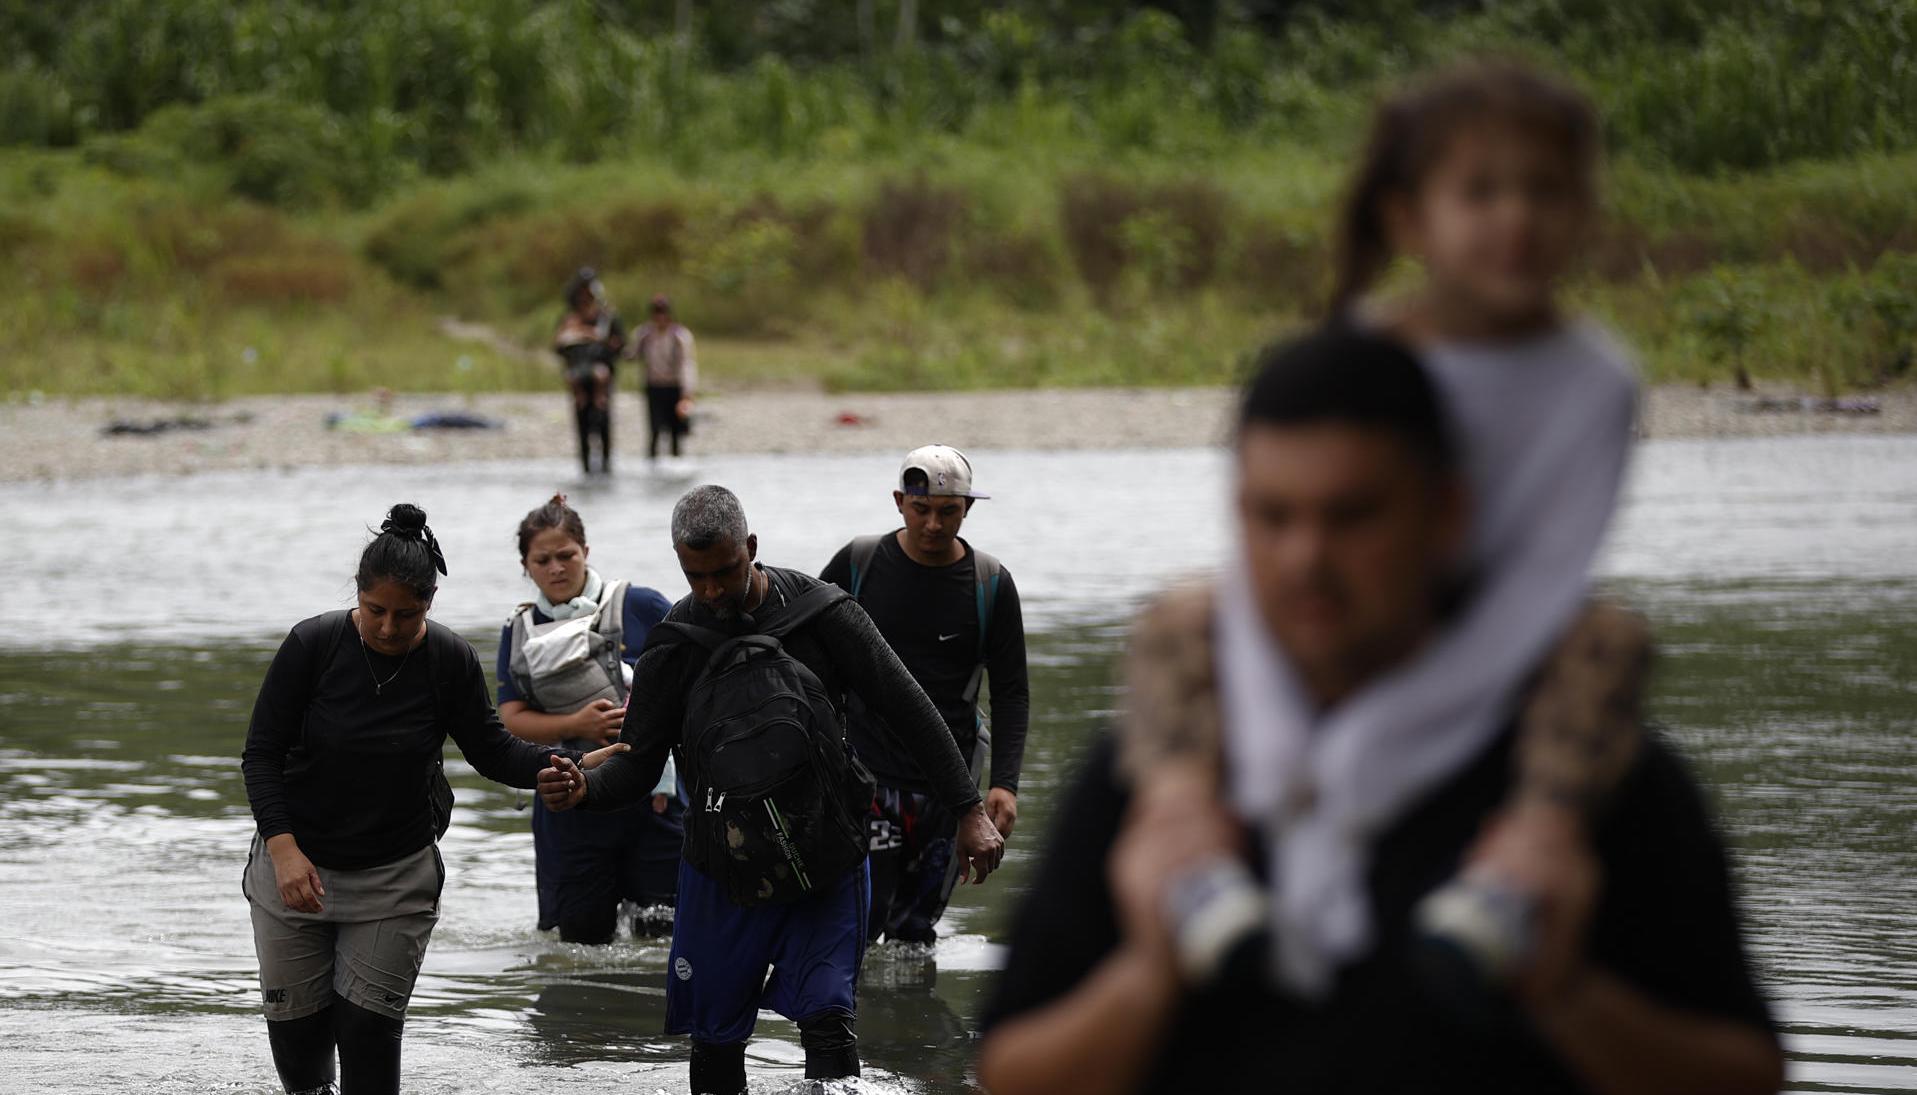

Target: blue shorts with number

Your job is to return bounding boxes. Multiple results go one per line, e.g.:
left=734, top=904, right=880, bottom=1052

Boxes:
left=664, top=856, right=871, bottom=1045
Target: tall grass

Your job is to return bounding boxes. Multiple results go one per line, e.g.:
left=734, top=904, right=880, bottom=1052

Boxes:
left=7, top=0, right=1917, bottom=200
left=4, top=1, right=1915, bottom=399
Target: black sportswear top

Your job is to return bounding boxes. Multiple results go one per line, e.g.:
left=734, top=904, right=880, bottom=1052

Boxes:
left=981, top=730, right=1776, bottom=1093
left=242, top=611, right=569, bottom=870
left=584, top=564, right=982, bottom=816
left=821, top=533, right=1031, bottom=794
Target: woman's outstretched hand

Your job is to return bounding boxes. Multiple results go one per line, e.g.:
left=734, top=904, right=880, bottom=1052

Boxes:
left=580, top=742, right=630, bottom=770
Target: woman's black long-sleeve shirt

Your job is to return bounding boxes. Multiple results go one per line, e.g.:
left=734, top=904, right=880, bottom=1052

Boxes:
left=241, top=611, right=570, bottom=871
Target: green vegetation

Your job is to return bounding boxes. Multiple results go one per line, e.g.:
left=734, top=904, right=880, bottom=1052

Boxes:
left=2, top=1, right=1914, bottom=399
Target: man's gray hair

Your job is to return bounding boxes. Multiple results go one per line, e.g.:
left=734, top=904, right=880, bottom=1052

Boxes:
left=672, top=485, right=749, bottom=550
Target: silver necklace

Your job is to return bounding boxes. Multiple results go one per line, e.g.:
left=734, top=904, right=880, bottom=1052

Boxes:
left=358, top=634, right=417, bottom=695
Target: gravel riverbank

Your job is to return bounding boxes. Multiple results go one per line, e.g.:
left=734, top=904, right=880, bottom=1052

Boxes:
left=3, top=384, right=1912, bottom=483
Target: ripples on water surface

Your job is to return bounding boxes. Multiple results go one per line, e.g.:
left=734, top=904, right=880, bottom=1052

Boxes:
left=2, top=436, right=1914, bottom=1092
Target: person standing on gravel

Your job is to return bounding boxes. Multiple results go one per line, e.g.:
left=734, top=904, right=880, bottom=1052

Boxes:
left=536, top=484, right=1004, bottom=1093
left=554, top=268, right=625, bottom=475
left=633, top=294, right=697, bottom=463
left=821, top=445, right=1029, bottom=947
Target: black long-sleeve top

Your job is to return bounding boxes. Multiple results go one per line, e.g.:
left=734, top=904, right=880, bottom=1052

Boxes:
left=821, top=533, right=1031, bottom=794
left=241, top=611, right=570, bottom=870
left=982, top=731, right=1775, bottom=1091
left=584, top=565, right=982, bottom=816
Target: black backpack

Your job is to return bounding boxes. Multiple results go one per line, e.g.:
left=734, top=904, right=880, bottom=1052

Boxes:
left=652, top=583, right=875, bottom=907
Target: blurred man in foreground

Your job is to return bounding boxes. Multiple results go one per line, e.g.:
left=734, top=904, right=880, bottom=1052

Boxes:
left=977, top=329, right=1781, bottom=1095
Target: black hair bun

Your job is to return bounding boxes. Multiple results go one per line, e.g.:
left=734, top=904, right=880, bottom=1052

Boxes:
left=385, top=503, right=429, bottom=534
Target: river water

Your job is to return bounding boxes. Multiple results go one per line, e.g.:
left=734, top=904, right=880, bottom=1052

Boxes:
left=2, top=436, right=1914, bottom=1093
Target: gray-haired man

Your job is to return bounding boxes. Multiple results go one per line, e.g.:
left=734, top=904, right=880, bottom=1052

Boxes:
left=539, top=485, right=1004, bottom=1094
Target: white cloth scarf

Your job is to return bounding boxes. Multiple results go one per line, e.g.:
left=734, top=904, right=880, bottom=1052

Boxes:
left=537, top=567, right=606, bottom=621
left=1219, top=321, right=1637, bottom=997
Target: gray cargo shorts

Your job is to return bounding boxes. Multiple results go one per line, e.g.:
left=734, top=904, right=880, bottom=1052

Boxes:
left=243, top=834, right=443, bottom=1021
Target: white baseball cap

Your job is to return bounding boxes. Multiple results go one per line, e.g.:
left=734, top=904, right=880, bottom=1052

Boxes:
left=898, top=445, right=988, bottom=499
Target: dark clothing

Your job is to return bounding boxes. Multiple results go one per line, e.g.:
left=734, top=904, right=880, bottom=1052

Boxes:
left=265, top=1002, right=403, bottom=1095
left=865, top=785, right=957, bottom=944
left=982, top=731, right=1776, bottom=1094
left=584, top=564, right=981, bottom=821
left=574, top=399, right=612, bottom=475
left=666, top=857, right=871, bottom=1043
left=242, top=612, right=570, bottom=871
left=535, top=792, right=683, bottom=941
left=647, top=382, right=687, bottom=459
left=821, top=534, right=1031, bottom=794
left=556, top=309, right=623, bottom=474
left=495, top=583, right=678, bottom=938
left=554, top=309, right=625, bottom=374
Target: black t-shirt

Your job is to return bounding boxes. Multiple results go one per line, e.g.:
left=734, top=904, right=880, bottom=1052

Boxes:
left=821, top=533, right=1031, bottom=793
left=981, top=730, right=1776, bottom=1093
left=241, top=611, right=568, bottom=870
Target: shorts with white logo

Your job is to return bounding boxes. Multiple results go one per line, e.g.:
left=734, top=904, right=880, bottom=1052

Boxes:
left=243, top=834, right=443, bottom=1021
left=665, top=856, right=870, bottom=1045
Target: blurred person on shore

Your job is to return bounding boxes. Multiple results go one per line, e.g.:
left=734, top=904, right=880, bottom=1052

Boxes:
left=821, top=446, right=1030, bottom=947
left=495, top=494, right=682, bottom=942
left=554, top=267, right=625, bottom=475
left=536, top=485, right=1004, bottom=1093
left=633, top=293, right=697, bottom=463
left=977, top=329, right=1781, bottom=1095
left=240, top=504, right=626, bottom=1095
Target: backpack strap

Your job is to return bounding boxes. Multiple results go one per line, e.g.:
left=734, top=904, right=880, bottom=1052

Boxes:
left=309, top=611, right=352, bottom=694
left=597, top=580, right=631, bottom=704
left=846, top=535, right=885, bottom=601
left=971, top=548, right=1002, bottom=662
left=507, top=604, right=538, bottom=705
left=960, top=547, right=1003, bottom=705
left=760, top=583, right=849, bottom=640
left=648, top=582, right=848, bottom=653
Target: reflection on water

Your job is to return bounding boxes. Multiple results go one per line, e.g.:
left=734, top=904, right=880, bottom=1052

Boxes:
left=2, top=435, right=1914, bottom=1093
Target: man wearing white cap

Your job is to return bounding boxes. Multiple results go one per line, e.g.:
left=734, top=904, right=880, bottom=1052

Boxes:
left=822, top=445, right=1031, bottom=945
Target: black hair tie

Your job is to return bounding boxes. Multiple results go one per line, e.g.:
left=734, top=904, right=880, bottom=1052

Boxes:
left=380, top=518, right=451, bottom=576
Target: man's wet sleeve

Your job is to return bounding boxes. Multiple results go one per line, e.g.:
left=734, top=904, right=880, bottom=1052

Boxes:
left=984, top=567, right=1031, bottom=793
left=822, top=599, right=980, bottom=813
left=583, top=642, right=679, bottom=811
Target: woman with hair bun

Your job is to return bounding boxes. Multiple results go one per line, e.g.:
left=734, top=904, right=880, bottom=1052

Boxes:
left=497, top=493, right=681, bottom=943
left=240, top=503, right=627, bottom=1095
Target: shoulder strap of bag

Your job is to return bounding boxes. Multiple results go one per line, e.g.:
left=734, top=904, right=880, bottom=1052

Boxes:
left=597, top=580, right=631, bottom=702
left=507, top=604, right=539, bottom=701
left=971, top=547, right=1002, bottom=662
left=846, top=535, right=885, bottom=600
left=760, top=583, right=849, bottom=641
left=650, top=579, right=847, bottom=655
left=308, top=611, right=351, bottom=694
left=596, top=581, right=630, bottom=632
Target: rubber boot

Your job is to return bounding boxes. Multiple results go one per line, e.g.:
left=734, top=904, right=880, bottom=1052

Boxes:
left=689, top=1039, right=747, bottom=1095
left=574, top=403, right=594, bottom=475
left=333, top=1000, right=403, bottom=1095
left=799, top=1014, right=859, bottom=1080
left=266, top=1007, right=337, bottom=1094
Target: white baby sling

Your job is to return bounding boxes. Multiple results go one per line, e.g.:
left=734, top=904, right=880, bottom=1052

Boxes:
left=508, top=579, right=630, bottom=717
